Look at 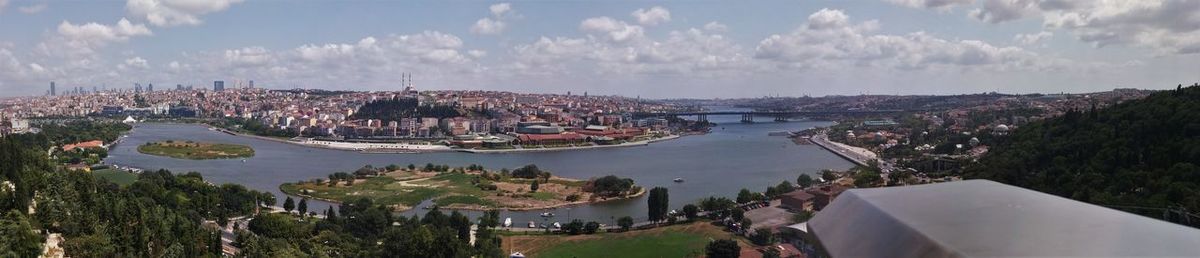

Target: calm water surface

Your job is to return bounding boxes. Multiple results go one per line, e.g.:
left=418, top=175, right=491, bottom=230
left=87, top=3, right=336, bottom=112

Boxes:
left=106, top=115, right=852, bottom=223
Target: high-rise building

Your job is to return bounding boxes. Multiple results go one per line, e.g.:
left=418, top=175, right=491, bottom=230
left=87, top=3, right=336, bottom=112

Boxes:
left=249, top=80, right=254, bottom=89
left=148, top=83, right=154, bottom=92
left=134, top=83, right=142, bottom=93
left=214, top=81, right=225, bottom=91
left=177, top=84, right=184, bottom=90
left=50, top=81, right=56, bottom=96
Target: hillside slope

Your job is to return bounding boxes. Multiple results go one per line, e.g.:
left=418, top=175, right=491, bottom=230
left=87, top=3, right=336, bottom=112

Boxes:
left=966, top=84, right=1200, bottom=226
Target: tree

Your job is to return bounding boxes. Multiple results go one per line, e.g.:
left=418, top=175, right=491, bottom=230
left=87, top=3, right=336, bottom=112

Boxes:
left=776, top=181, right=795, bottom=193
left=705, top=239, right=741, bottom=258
left=564, top=219, right=585, bottom=235
left=762, top=247, right=782, bottom=258
left=511, top=164, right=544, bottom=179
left=741, top=218, right=753, bottom=231
left=853, top=170, right=882, bottom=188
left=736, top=188, right=754, bottom=204
left=791, top=210, right=814, bottom=224
left=682, top=204, right=700, bottom=220
left=647, top=187, right=669, bottom=223
left=298, top=198, right=308, bottom=216
left=617, top=216, right=634, bottom=231
left=0, top=211, right=42, bottom=257
left=797, top=174, right=814, bottom=188
left=731, top=208, right=745, bottom=222
left=283, top=196, right=295, bottom=213
left=530, top=180, right=540, bottom=193
left=408, top=164, right=417, bottom=170
left=750, top=228, right=776, bottom=246
left=821, top=170, right=839, bottom=182
left=583, top=221, right=601, bottom=234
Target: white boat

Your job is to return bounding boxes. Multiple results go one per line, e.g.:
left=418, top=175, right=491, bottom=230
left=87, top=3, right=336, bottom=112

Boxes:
left=553, top=222, right=562, bottom=229
left=540, top=212, right=554, bottom=217
left=674, top=177, right=685, bottom=182
left=503, top=218, right=512, bottom=227
left=527, top=221, right=536, bottom=228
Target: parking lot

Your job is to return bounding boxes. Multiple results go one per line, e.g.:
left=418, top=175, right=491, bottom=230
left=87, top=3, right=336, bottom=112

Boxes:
left=744, top=199, right=797, bottom=231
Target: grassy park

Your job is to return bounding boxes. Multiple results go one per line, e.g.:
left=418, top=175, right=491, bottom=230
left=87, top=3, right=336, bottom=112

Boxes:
left=281, top=164, right=641, bottom=211
left=91, top=168, right=138, bottom=186
left=137, top=140, right=254, bottom=160
left=503, top=222, right=751, bottom=258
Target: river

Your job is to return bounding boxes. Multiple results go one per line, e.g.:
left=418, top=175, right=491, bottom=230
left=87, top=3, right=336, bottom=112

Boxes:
left=104, top=114, right=853, bottom=225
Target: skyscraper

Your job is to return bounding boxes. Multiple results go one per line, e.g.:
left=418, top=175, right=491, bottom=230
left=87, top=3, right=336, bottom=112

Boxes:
left=148, top=83, right=154, bottom=92
left=50, top=81, right=56, bottom=96
left=249, top=80, right=254, bottom=89
left=214, top=81, right=225, bottom=91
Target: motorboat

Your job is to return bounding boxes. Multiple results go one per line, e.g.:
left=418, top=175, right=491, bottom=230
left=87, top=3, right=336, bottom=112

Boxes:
left=553, top=222, right=562, bottom=229
left=527, top=221, right=536, bottom=228
left=674, top=177, right=685, bottom=183
left=540, top=212, right=554, bottom=217
left=503, top=218, right=512, bottom=227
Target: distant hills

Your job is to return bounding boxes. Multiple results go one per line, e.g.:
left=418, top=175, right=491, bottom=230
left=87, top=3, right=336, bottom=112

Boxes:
left=967, top=84, right=1200, bottom=226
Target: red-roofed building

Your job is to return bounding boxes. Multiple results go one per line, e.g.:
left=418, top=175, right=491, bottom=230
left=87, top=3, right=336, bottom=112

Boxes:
left=62, top=140, right=105, bottom=152
left=515, top=132, right=585, bottom=145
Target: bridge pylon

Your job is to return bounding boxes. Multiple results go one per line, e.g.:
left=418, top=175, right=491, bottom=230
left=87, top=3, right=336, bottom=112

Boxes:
left=697, top=114, right=708, bottom=123
left=774, top=115, right=787, bottom=122
left=740, top=114, right=754, bottom=123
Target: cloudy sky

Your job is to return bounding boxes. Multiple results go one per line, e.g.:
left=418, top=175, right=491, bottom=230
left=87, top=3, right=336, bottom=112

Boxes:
left=0, top=0, right=1197, bottom=98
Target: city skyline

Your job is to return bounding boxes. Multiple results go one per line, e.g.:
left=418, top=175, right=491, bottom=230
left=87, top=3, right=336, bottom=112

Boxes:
left=1, top=0, right=1198, bottom=98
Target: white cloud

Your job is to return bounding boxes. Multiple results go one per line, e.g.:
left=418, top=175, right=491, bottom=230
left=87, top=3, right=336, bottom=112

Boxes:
left=470, top=3, right=517, bottom=35
left=969, top=0, right=1038, bottom=24
left=885, top=0, right=973, bottom=10
left=514, top=16, right=748, bottom=77
left=18, top=3, right=46, bottom=14
left=471, top=18, right=506, bottom=35
left=1014, top=31, right=1053, bottom=45
left=53, top=18, right=153, bottom=55
left=0, top=0, right=8, bottom=13
left=126, top=0, right=244, bottom=27
left=703, top=21, right=728, bottom=32
left=755, top=8, right=1068, bottom=72
left=490, top=3, right=512, bottom=17
left=118, top=56, right=150, bottom=70
left=580, top=17, right=645, bottom=43
left=631, top=6, right=671, bottom=26
left=964, top=0, right=1200, bottom=55
left=224, top=46, right=272, bottom=67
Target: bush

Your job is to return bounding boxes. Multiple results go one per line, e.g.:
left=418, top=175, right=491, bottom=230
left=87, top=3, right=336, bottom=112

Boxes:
left=565, top=194, right=581, bottom=202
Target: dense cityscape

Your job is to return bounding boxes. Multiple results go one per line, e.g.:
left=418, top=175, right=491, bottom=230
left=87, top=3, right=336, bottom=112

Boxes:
left=2, top=1, right=1199, bottom=258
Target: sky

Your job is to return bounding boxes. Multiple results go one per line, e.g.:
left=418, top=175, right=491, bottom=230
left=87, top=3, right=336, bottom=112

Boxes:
left=0, top=0, right=1197, bottom=98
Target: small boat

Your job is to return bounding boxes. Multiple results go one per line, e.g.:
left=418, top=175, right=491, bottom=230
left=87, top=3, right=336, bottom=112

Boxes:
left=674, top=177, right=685, bottom=183
left=540, top=212, right=555, bottom=218
left=527, top=221, right=536, bottom=228
left=503, top=218, right=512, bottom=227
left=241, top=159, right=246, bottom=163
left=553, top=222, right=562, bottom=229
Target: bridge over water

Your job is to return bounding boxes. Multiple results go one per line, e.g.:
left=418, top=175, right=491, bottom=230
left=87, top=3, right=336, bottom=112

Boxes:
left=632, top=110, right=908, bottom=123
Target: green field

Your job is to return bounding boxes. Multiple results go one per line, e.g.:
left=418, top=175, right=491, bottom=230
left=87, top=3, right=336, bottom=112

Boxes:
left=92, top=168, right=138, bottom=186
left=505, top=222, right=750, bottom=258
left=137, top=140, right=254, bottom=160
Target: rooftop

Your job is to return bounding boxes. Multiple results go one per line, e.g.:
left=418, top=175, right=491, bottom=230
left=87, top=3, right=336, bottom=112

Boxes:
left=807, top=180, right=1200, bottom=257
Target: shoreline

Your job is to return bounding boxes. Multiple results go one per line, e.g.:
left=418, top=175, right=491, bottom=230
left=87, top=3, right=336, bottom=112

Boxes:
left=458, top=135, right=682, bottom=154
left=197, top=122, right=687, bottom=154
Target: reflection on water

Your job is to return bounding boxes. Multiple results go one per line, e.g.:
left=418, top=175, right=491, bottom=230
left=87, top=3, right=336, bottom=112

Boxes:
left=106, top=116, right=852, bottom=223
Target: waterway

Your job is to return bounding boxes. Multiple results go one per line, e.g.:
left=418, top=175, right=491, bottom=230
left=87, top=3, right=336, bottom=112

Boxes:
left=105, top=114, right=853, bottom=225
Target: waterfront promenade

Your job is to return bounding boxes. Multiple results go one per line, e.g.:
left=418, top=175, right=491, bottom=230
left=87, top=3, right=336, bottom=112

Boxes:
left=808, top=132, right=878, bottom=167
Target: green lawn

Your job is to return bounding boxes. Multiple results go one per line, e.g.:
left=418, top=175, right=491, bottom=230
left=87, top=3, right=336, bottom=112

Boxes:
left=92, top=169, right=138, bottom=186
left=137, top=140, right=254, bottom=160
left=507, top=222, right=748, bottom=258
